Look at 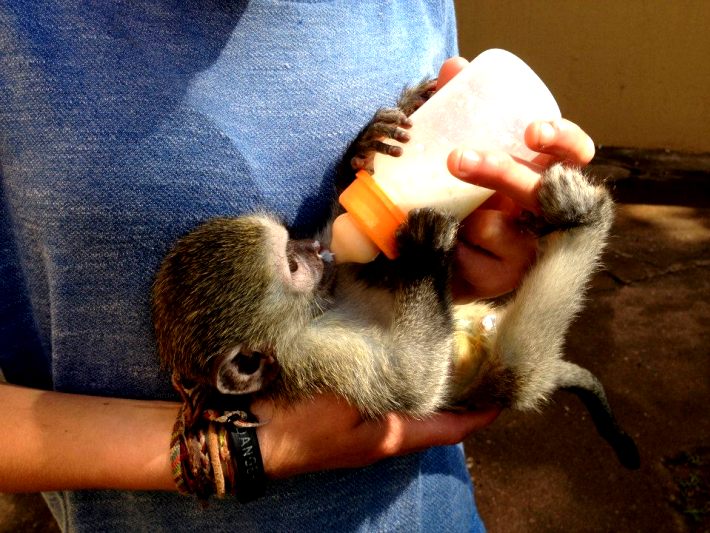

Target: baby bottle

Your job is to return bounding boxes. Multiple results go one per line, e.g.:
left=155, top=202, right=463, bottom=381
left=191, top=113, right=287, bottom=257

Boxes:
left=330, top=49, right=562, bottom=263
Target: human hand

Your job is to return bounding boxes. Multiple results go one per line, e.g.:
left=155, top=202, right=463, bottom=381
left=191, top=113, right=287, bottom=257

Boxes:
left=252, top=393, right=499, bottom=479
left=436, top=57, right=596, bottom=301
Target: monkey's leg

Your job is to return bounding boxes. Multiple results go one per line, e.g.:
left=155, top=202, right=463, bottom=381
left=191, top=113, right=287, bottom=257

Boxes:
left=489, top=165, right=638, bottom=467
left=493, top=164, right=614, bottom=411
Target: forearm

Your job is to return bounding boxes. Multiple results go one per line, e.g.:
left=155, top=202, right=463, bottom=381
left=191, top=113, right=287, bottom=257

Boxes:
left=0, top=383, right=178, bottom=493
left=0, top=382, right=500, bottom=494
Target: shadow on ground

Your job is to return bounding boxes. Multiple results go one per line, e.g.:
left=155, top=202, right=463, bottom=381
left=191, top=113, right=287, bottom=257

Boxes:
left=0, top=493, right=58, bottom=532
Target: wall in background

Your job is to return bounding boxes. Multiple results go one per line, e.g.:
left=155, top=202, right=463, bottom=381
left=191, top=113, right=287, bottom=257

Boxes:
left=454, top=1, right=710, bottom=153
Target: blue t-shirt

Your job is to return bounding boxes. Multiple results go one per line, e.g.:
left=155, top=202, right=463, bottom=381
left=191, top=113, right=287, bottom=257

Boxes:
left=1, top=1, right=484, bottom=531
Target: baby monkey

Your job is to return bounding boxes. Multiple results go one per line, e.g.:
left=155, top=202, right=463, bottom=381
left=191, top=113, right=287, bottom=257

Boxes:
left=152, top=81, right=640, bottom=469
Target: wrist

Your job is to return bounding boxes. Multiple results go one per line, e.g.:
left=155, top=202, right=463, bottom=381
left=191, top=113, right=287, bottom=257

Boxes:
left=169, top=384, right=267, bottom=500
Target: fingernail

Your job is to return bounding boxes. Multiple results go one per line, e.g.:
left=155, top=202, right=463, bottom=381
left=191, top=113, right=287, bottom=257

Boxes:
left=539, top=122, right=556, bottom=145
left=456, top=150, right=481, bottom=173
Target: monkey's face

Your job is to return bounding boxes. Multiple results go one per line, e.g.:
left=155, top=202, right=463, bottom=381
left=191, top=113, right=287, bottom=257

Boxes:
left=152, top=215, right=336, bottom=395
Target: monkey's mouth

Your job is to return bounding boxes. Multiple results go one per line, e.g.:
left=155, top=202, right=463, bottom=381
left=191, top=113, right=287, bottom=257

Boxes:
left=313, top=242, right=337, bottom=296
left=317, top=246, right=335, bottom=263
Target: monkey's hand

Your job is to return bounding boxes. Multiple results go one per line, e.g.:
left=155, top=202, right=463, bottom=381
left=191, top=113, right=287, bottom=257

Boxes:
left=348, top=107, right=411, bottom=174
left=348, top=79, right=437, bottom=174
left=393, top=208, right=458, bottom=283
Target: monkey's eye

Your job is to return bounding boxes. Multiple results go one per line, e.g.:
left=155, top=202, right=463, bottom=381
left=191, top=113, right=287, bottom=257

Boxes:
left=288, top=257, right=298, bottom=272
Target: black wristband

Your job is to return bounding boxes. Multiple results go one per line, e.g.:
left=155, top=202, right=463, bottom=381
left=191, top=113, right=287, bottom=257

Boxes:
left=228, top=424, right=266, bottom=503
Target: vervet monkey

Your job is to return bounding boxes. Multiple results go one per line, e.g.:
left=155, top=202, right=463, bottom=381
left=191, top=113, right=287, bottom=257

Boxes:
left=152, top=82, right=640, bottom=469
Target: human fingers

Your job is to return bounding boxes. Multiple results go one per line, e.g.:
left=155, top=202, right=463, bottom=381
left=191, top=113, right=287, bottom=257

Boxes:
left=453, top=209, right=538, bottom=300
left=525, top=118, right=596, bottom=167
left=436, top=61, right=593, bottom=168
left=478, top=192, right=518, bottom=214
left=448, top=148, right=542, bottom=213
left=436, top=56, right=469, bottom=90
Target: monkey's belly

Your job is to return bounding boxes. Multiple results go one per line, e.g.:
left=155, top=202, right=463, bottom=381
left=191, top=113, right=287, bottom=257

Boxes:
left=448, top=303, right=497, bottom=405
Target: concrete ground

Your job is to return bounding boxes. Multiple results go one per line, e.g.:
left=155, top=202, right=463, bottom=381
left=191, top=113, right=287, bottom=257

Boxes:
left=1, top=150, right=708, bottom=532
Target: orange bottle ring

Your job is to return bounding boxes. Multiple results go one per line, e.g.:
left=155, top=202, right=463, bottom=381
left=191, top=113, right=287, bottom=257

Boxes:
left=338, top=170, right=407, bottom=259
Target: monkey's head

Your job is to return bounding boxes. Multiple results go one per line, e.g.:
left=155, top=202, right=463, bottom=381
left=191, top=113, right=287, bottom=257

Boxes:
left=152, top=215, right=335, bottom=395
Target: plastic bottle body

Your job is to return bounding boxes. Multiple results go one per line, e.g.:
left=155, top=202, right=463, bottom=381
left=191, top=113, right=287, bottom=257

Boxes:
left=331, top=49, right=562, bottom=263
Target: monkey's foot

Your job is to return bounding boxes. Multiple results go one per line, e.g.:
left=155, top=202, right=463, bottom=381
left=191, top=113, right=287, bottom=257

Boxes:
left=522, top=163, right=613, bottom=234
left=540, top=164, right=607, bottom=226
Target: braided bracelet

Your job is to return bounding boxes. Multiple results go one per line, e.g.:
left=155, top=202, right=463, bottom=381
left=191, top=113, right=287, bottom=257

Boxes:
left=170, top=375, right=266, bottom=501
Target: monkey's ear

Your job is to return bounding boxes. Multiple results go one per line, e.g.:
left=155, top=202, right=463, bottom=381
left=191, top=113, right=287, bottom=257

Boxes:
left=212, top=345, right=277, bottom=395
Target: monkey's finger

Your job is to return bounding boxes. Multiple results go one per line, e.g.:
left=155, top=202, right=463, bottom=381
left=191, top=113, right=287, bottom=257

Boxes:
left=448, top=149, right=542, bottom=214
left=525, top=118, right=596, bottom=167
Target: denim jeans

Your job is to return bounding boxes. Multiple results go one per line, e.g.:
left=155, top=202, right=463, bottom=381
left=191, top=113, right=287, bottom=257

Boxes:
left=1, top=1, right=484, bottom=530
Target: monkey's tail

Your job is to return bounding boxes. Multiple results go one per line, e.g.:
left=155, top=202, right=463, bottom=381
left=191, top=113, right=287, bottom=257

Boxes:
left=555, top=361, right=640, bottom=469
